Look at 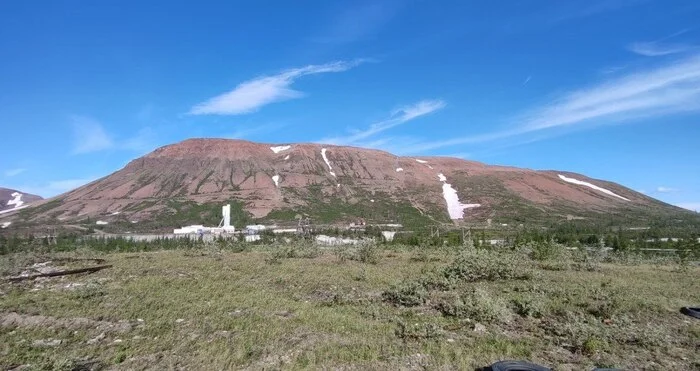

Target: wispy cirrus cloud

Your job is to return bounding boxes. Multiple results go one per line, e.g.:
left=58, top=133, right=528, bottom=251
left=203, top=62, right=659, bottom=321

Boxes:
left=321, top=99, right=446, bottom=146
left=71, top=116, right=159, bottom=155
left=656, top=186, right=679, bottom=193
left=71, top=116, right=115, bottom=154
left=628, top=41, right=695, bottom=57
left=4, top=168, right=26, bottom=177
left=402, top=54, right=700, bottom=153
left=628, top=29, right=696, bottom=57
left=189, top=60, right=366, bottom=116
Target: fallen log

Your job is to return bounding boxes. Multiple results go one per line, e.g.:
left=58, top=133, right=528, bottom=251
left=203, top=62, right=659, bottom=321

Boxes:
left=5, top=265, right=112, bottom=282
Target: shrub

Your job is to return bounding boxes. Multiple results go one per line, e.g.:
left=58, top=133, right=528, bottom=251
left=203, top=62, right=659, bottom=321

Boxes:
left=511, top=294, right=547, bottom=318
left=441, top=250, right=530, bottom=283
left=394, top=320, right=444, bottom=341
left=584, top=286, right=620, bottom=318
left=529, top=240, right=566, bottom=261
left=333, top=246, right=352, bottom=263
left=436, top=287, right=511, bottom=324
left=355, top=241, right=379, bottom=264
left=382, top=281, right=428, bottom=307
left=581, top=336, right=608, bottom=355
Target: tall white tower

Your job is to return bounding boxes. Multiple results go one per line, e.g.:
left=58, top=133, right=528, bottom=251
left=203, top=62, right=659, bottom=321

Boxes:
left=219, top=204, right=234, bottom=232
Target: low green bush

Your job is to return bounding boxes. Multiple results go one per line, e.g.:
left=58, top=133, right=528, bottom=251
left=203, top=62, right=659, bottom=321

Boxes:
left=442, top=250, right=531, bottom=283
left=382, top=281, right=428, bottom=307
left=435, top=287, right=511, bottom=324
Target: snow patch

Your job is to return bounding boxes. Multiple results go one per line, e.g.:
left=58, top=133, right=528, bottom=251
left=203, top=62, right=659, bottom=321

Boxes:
left=321, top=148, right=337, bottom=177
left=1, top=222, right=11, bottom=228
left=284, top=154, right=290, bottom=160
left=558, top=174, right=630, bottom=201
left=415, top=159, right=427, bottom=164
left=96, top=220, right=108, bottom=225
left=396, top=168, right=404, bottom=172
left=272, top=175, right=280, bottom=187
left=438, top=174, right=481, bottom=219
left=370, top=199, right=375, bottom=203
left=111, top=211, right=121, bottom=215
left=270, top=145, right=291, bottom=154
left=7, top=192, right=24, bottom=209
left=0, top=205, right=28, bottom=215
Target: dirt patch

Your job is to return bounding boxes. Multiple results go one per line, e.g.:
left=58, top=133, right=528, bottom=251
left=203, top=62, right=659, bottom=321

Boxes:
left=244, top=332, right=343, bottom=370
left=0, top=312, right=133, bottom=333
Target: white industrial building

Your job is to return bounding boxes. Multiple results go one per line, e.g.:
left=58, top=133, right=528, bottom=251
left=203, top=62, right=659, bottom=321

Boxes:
left=173, top=204, right=236, bottom=235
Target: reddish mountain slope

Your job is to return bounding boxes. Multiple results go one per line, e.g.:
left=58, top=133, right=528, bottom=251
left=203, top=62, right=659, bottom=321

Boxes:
left=13, top=139, right=688, bottom=229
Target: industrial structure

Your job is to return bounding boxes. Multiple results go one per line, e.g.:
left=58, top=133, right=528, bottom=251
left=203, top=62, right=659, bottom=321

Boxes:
left=173, top=204, right=236, bottom=235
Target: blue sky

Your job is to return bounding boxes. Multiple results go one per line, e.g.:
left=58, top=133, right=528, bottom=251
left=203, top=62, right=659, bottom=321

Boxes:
left=1, top=0, right=699, bottom=211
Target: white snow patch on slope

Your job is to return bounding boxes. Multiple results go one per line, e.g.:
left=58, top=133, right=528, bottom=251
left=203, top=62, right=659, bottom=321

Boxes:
left=272, top=175, right=280, bottom=187
left=416, top=159, right=433, bottom=169
left=111, top=211, right=121, bottom=215
left=270, top=145, right=291, bottom=154
left=438, top=174, right=481, bottom=219
left=0, top=206, right=28, bottom=215
left=7, top=192, right=24, bottom=209
left=321, top=148, right=337, bottom=177
left=284, top=154, right=290, bottom=160
left=396, top=168, right=404, bottom=172
left=558, top=174, right=630, bottom=201
left=1, top=222, right=11, bottom=228
left=96, top=220, right=108, bottom=225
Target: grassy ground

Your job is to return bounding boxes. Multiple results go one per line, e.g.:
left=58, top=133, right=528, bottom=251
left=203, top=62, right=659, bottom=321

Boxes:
left=1, top=244, right=698, bottom=370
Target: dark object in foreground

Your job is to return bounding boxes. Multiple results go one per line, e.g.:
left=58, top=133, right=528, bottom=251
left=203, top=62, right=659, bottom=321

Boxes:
left=680, top=307, right=700, bottom=319
left=5, top=265, right=112, bottom=282
left=476, top=360, right=551, bottom=371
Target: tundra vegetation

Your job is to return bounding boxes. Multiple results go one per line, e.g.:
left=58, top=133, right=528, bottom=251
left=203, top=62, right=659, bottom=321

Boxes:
left=0, top=226, right=699, bottom=370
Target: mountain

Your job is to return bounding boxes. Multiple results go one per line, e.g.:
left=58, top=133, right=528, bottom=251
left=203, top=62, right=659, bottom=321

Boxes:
left=0, top=187, right=43, bottom=216
left=10, top=139, right=692, bottom=231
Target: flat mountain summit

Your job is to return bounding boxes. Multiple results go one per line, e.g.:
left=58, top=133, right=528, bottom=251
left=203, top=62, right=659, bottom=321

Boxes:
left=10, top=138, right=690, bottom=230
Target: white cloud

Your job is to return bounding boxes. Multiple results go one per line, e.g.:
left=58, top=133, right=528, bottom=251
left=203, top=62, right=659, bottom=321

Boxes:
left=4, top=168, right=26, bottom=177
left=628, top=41, right=695, bottom=57
left=322, top=99, right=446, bottom=145
left=656, top=186, right=679, bottom=193
left=189, top=60, right=366, bottom=115
left=675, top=202, right=700, bottom=212
left=71, top=116, right=114, bottom=154
left=403, top=54, right=700, bottom=152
